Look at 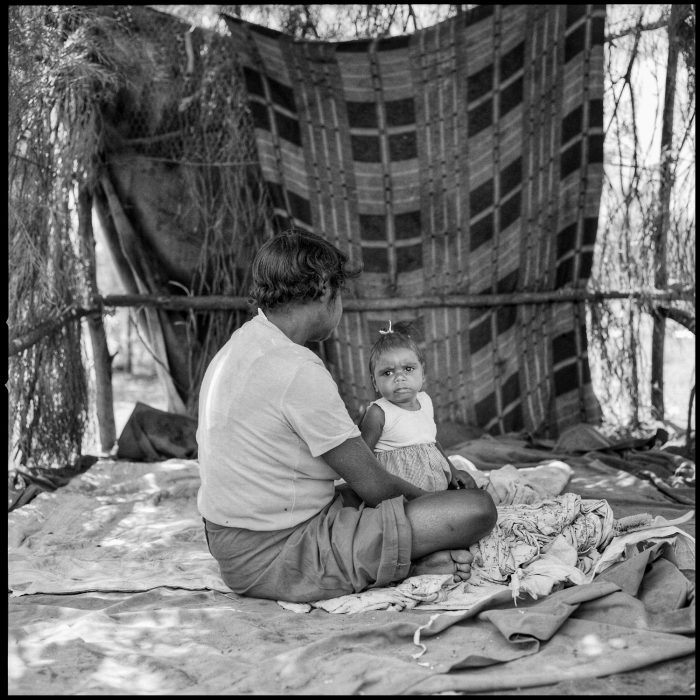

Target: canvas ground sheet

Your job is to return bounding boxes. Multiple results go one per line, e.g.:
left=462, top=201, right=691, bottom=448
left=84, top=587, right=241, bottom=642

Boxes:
left=8, top=441, right=694, bottom=695
left=223, top=5, right=605, bottom=435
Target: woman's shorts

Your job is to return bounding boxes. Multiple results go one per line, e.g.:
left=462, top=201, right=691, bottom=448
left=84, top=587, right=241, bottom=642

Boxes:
left=203, top=493, right=412, bottom=603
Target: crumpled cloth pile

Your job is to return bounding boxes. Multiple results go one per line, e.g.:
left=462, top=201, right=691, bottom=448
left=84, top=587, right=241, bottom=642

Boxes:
left=449, top=456, right=572, bottom=506
left=468, top=491, right=614, bottom=599
left=278, top=461, right=695, bottom=614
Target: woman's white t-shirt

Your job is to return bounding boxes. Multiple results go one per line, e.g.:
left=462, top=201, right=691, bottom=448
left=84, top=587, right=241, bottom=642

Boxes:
left=196, top=309, right=360, bottom=530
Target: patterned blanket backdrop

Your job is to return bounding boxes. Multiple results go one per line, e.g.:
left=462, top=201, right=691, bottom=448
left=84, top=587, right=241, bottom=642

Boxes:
left=223, top=5, right=605, bottom=436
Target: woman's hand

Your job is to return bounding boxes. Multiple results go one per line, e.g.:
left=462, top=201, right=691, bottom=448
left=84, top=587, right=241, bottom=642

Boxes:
left=448, top=467, right=478, bottom=490
left=437, top=441, right=479, bottom=490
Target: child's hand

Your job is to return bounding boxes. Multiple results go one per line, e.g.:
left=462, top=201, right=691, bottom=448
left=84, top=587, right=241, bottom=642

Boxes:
left=449, top=468, right=478, bottom=490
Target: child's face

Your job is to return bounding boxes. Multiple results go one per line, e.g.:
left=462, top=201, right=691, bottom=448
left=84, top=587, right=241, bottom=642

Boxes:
left=372, top=348, right=424, bottom=408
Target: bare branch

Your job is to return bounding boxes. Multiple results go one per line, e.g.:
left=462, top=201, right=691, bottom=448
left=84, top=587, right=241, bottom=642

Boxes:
left=605, top=18, right=668, bottom=43
left=655, top=306, right=696, bottom=334
left=404, top=4, right=419, bottom=33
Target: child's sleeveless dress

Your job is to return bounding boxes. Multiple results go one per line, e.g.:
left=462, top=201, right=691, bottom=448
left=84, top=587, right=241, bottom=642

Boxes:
left=371, top=392, right=451, bottom=491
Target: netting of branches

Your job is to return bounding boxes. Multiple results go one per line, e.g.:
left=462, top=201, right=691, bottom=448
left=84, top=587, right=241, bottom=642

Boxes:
left=589, top=4, right=695, bottom=430
left=8, top=5, right=274, bottom=466
left=97, top=6, right=273, bottom=413
left=8, top=6, right=127, bottom=469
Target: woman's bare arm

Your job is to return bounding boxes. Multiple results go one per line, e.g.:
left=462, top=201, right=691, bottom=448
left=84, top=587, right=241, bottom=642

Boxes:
left=322, top=436, right=425, bottom=505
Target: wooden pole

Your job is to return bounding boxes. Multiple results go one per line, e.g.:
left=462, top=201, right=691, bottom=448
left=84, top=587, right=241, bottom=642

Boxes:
left=77, top=186, right=117, bottom=454
left=9, top=308, right=98, bottom=357
left=686, top=385, right=696, bottom=455
left=125, top=311, right=133, bottom=373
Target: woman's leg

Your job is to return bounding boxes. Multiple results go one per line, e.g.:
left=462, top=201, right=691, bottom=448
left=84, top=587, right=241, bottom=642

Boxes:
left=404, top=488, right=497, bottom=580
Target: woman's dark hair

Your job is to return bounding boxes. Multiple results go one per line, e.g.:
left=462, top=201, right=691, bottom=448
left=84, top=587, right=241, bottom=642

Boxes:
left=368, top=321, right=425, bottom=381
left=248, top=229, right=361, bottom=309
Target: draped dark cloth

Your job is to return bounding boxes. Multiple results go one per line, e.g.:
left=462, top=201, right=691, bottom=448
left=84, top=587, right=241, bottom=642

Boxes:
left=223, top=5, right=605, bottom=435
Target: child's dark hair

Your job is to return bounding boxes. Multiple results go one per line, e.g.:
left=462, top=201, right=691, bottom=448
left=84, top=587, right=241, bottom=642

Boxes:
left=368, top=321, right=425, bottom=381
left=249, top=229, right=361, bottom=309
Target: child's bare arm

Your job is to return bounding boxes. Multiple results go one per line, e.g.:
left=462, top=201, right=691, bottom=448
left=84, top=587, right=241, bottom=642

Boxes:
left=359, top=404, right=385, bottom=452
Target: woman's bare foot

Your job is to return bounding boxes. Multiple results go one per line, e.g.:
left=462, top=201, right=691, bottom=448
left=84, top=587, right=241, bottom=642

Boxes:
left=409, top=549, right=475, bottom=582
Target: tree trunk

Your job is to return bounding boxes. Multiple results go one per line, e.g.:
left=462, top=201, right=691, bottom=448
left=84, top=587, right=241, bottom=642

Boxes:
left=78, top=186, right=117, bottom=453
left=651, top=4, right=686, bottom=419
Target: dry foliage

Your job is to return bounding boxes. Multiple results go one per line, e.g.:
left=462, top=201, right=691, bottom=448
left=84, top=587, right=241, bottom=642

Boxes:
left=8, top=6, right=126, bottom=468
left=589, top=4, right=695, bottom=431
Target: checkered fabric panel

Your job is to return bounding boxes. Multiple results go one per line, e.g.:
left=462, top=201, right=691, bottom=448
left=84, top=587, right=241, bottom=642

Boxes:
left=223, top=5, right=604, bottom=437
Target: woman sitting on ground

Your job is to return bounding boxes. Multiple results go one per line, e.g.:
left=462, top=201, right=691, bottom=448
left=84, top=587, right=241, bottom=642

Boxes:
left=196, top=229, right=497, bottom=603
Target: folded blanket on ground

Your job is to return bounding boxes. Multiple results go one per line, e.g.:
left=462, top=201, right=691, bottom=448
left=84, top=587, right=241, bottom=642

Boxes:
left=451, top=426, right=696, bottom=506
left=8, top=457, right=694, bottom=618
left=278, top=462, right=694, bottom=614
left=8, top=544, right=696, bottom=695
left=8, top=451, right=694, bottom=696
left=8, top=459, right=229, bottom=597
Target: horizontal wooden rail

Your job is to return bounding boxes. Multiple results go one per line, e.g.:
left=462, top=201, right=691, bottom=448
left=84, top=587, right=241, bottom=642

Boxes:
left=8, top=307, right=102, bottom=357
left=8, top=287, right=695, bottom=357
left=98, top=288, right=695, bottom=311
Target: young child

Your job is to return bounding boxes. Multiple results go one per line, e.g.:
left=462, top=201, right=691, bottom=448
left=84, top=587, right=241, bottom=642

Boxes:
left=360, top=321, right=478, bottom=492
